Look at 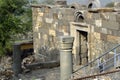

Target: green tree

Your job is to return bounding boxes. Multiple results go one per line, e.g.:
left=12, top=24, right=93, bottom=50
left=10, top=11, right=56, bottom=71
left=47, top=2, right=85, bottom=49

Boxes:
left=0, top=0, right=32, bottom=56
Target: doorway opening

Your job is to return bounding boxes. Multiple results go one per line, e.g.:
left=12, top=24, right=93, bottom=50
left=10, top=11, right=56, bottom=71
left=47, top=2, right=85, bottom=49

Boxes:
left=77, top=30, right=88, bottom=65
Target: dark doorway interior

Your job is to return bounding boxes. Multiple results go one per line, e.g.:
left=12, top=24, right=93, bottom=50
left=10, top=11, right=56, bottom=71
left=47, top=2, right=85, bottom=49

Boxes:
left=77, top=30, right=88, bottom=65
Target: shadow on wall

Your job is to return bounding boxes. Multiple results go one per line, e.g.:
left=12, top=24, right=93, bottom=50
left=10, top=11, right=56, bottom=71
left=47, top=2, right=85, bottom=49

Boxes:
left=38, top=46, right=60, bottom=62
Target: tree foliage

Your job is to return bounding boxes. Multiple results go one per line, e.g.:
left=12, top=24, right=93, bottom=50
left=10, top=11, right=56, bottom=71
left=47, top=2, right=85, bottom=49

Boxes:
left=0, top=0, right=32, bottom=56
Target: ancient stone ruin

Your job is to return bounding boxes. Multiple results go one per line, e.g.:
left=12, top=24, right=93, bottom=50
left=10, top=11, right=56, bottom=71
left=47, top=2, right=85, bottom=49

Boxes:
left=31, top=1, right=120, bottom=66
left=2, top=0, right=120, bottom=80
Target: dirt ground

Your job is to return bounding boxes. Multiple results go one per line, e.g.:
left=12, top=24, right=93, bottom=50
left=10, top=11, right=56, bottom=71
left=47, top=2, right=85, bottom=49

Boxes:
left=18, top=67, right=60, bottom=80
left=1, top=56, right=120, bottom=80
left=0, top=56, right=60, bottom=80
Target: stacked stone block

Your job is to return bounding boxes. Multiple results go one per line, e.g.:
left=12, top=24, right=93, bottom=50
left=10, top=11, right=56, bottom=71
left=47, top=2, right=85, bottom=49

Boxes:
left=32, top=5, right=74, bottom=61
left=32, top=4, right=120, bottom=64
left=87, top=11, right=120, bottom=59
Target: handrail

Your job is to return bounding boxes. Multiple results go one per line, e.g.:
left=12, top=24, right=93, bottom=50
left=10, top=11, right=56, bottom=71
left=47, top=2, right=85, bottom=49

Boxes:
left=100, top=53, right=120, bottom=71
left=100, top=53, right=120, bottom=66
left=73, top=44, right=120, bottom=73
left=74, top=69, right=120, bottom=80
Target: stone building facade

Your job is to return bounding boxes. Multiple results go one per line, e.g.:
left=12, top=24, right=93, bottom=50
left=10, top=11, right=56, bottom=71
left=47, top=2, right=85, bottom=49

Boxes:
left=32, top=4, right=75, bottom=61
left=32, top=3, right=120, bottom=65
left=70, top=9, right=120, bottom=65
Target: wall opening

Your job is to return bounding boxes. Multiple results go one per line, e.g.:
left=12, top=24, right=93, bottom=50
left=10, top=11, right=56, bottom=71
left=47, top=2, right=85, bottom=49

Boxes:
left=76, top=30, right=88, bottom=65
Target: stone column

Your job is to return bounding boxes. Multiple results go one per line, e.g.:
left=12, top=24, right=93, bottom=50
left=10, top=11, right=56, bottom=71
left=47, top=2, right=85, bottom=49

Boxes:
left=59, top=36, right=74, bottom=80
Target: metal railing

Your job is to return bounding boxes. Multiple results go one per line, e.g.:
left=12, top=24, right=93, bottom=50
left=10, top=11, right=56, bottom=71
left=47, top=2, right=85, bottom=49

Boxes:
left=71, top=44, right=120, bottom=79
left=73, top=69, right=120, bottom=80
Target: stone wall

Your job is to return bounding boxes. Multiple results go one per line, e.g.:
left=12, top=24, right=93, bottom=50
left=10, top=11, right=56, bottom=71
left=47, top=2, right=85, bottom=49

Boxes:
left=87, top=11, right=120, bottom=59
left=70, top=10, right=120, bottom=64
left=32, top=5, right=74, bottom=61
left=32, top=4, right=120, bottom=64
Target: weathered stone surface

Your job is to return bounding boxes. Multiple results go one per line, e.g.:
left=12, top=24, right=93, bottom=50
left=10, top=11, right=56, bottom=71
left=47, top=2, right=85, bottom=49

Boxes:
left=107, top=29, right=112, bottom=35
left=58, top=11, right=63, bottom=19
left=53, top=13, right=58, bottom=19
left=85, top=12, right=93, bottom=19
left=66, top=15, right=74, bottom=21
left=116, top=14, right=120, bottom=22
left=95, top=20, right=102, bottom=27
left=39, top=28, right=49, bottom=34
left=49, top=29, right=56, bottom=36
left=32, top=6, right=75, bottom=61
left=44, top=7, right=50, bottom=13
left=107, top=35, right=119, bottom=43
left=33, top=32, right=38, bottom=39
left=94, top=27, right=101, bottom=33
left=38, top=12, right=44, bottom=17
left=38, top=33, right=41, bottom=39
left=55, top=0, right=67, bottom=6
left=102, top=20, right=119, bottom=30
left=94, top=32, right=101, bottom=40
left=100, top=12, right=109, bottom=20
left=115, top=2, right=120, bottom=8
left=32, top=4, right=120, bottom=66
left=58, top=8, right=74, bottom=15
left=45, top=18, right=53, bottom=23
left=86, top=18, right=95, bottom=25
left=104, top=13, right=117, bottom=21
left=100, top=33, right=107, bottom=41
left=92, top=13, right=101, bottom=20
left=53, top=22, right=58, bottom=29
left=63, top=8, right=74, bottom=15
left=112, top=30, right=120, bottom=36
left=101, top=28, right=108, bottom=34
